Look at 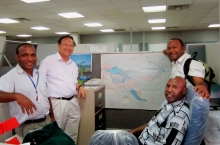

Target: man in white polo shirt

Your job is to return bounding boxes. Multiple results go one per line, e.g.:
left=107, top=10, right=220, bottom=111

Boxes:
left=0, top=43, right=54, bottom=138
left=39, top=35, right=86, bottom=143
left=164, top=38, right=209, bottom=99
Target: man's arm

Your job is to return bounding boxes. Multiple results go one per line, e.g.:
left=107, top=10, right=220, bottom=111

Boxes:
left=130, top=123, right=148, bottom=134
left=76, top=83, right=86, bottom=99
left=48, top=97, right=55, bottom=122
left=0, top=91, right=37, bottom=115
left=192, top=76, right=210, bottom=99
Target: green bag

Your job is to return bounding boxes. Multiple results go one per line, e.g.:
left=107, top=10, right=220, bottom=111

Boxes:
left=183, top=52, right=215, bottom=92
left=22, top=121, right=76, bottom=145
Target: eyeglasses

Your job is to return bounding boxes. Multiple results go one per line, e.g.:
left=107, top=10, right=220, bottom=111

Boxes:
left=61, top=43, right=74, bottom=48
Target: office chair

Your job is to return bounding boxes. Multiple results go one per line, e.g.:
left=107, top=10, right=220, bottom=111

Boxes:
left=183, top=85, right=210, bottom=145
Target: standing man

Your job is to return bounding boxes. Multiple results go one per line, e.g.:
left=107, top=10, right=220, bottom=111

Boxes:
left=39, top=35, right=86, bottom=143
left=164, top=38, right=209, bottom=99
left=0, top=43, right=54, bottom=138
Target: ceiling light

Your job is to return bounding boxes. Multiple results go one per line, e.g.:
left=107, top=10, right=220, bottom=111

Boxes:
left=151, top=27, right=166, bottom=30
left=148, top=19, right=166, bottom=23
left=21, top=0, right=50, bottom=3
left=84, top=23, right=103, bottom=27
left=100, top=29, right=114, bottom=32
left=58, top=12, right=84, bottom=18
left=142, top=6, right=166, bottom=13
left=0, top=31, right=6, bottom=33
left=31, top=26, right=50, bottom=30
left=16, top=34, right=32, bottom=37
left=26, top=41, right=31, bottom=43
left=208, top=24, right=220, bottom=27
left=55, top=32, right=70, bottom=35
left=0, top=18, right=19, bottom=24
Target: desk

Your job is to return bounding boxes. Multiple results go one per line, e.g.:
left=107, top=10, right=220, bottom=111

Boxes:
left=210, top=98, right=220, bottom=110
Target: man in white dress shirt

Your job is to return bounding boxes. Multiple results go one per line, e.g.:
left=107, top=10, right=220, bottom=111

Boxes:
left=0, top=43, right=54, bottom=138
left=39, top=35, right=86, bottom=143
left=164, top=38, right=209, bottom=99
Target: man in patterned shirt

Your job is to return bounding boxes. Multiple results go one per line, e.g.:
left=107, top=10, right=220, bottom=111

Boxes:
left=130, top=76, right=190, bottom=145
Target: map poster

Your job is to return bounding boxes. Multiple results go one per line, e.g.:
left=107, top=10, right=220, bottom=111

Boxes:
left=101, top=53, right=171, bottom=110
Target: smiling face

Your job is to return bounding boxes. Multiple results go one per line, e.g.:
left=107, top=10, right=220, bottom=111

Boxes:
left=167, top=39, right=185, bottom=62
left=165, top=76, right=187, bottom=104
left=58, top=37, right=74, bottom=61
left=15, top=44, right=37, bottom=75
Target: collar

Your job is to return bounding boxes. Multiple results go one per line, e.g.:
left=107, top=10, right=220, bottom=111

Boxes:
left=171, top=53, right=188, bottom=65
left=56, top=52, right=72, bottom=64
left=16, top=64, right=38, bottom=75
left=164, top=99, right=185, bottom=111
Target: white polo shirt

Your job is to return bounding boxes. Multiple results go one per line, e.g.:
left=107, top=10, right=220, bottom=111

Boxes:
left=39, top=52, right=78, bottom=98
left=170, top=53, right=205, bottom=86
left=0, top=64, right=49, bottom=124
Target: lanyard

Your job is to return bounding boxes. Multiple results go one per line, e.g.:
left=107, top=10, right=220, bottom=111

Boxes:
left=27, top=73, right=39, bottom=95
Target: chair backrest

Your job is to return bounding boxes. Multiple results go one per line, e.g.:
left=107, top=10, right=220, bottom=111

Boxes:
left=183, top=85, right=210, bottom=145
left=89, top=130, right=139, bottom=145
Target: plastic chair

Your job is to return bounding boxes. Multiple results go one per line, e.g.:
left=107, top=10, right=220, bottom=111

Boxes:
left=89, top=130, right=139, bottom=145
left=183, top=85, right=210, bottom=145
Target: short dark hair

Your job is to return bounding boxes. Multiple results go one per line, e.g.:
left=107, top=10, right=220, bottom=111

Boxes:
left=57, top=35, right=76, bottom=47
left=16, top=43, right=34, bottom=55
left=169, top=38, right=184, bottom=47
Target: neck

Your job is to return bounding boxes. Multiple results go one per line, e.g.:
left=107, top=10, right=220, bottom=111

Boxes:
left=25, top=69, right=33, bottom=76
left=59, top=53, right=69, bottom=62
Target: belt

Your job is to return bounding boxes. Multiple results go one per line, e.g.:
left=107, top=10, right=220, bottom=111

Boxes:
left=56, top=95, right=76, bottom=101
left=23, top=116, right=46, bottom=124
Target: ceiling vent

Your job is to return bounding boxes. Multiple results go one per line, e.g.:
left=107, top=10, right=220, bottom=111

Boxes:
left=14, top=18, right=30, bottom=22
left=113, top=29, right=126, bottom=32
left=166, top=26, right=179, bottom=29
left=168, top=4, right=190, bottom=10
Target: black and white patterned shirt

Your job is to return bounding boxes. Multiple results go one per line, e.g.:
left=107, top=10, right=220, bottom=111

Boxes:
left=139, top=99, right=190, bottom=145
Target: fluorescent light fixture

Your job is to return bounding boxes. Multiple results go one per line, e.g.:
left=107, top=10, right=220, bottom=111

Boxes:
left=151, top=27, right=165, bottom=30
left=142, top=5, right=166, bottom=13
left=31, top=26, right=50, bottom=30
left=0, top=18, right=19, bottom=24
left=84, top=23, right=103, bottom=27
left=55, top=32, right=70, bottom=35
left=16, top=34, right=32, bottom=37
left=27, top=41, right=32, bottom=43
left=208, top=24, right=220, bottom=27
left=0, top=31, right=6, bottom=33
left=58, top=12, right=84, bottom=18
left=100, top=29, right=114, bottom=32
left=21, top=0, right=50, bottom=3
left=148, top=19, right=166, bottom=23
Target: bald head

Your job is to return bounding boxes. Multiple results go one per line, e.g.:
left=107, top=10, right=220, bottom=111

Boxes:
left=165, top=76, right=187, bottom=103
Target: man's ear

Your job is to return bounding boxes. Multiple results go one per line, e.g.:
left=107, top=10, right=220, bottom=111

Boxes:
left=15, top=54, right=18, bottom=61
left=183, top=87, right=187, bottom=96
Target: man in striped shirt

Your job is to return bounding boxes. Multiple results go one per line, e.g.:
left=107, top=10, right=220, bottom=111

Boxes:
left=130, top=76, right=190, bottom=145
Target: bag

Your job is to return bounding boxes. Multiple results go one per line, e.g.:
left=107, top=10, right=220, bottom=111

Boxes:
left=183, top=52, right=215, bottom=92
left=22, top=121, right=76, bottom=145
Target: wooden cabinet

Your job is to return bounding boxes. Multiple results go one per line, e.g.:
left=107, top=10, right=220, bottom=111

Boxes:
left=77, top=85, right=105, bottom=145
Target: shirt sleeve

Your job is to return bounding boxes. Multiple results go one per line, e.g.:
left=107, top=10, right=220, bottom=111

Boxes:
left=188, top=60, right=205, bottom=78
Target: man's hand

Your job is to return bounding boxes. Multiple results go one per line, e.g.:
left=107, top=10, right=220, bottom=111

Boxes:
left=78, top=87, right=86, bottom=99
left=194, top=85, right=210, bottom=100
left=15, top=93, right=37, bottom=115
left=193, top=76, right=210, bottom=100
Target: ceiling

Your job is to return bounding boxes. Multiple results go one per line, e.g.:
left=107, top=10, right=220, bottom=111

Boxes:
left=0, top=0, right=219, bottom=38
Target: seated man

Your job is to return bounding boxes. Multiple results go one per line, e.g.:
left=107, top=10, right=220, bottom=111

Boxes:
left=130, top=76, right=190, bottom=145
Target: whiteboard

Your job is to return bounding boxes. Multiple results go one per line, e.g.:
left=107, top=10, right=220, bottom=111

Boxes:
left=149, top=43, right=167, bottom=52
